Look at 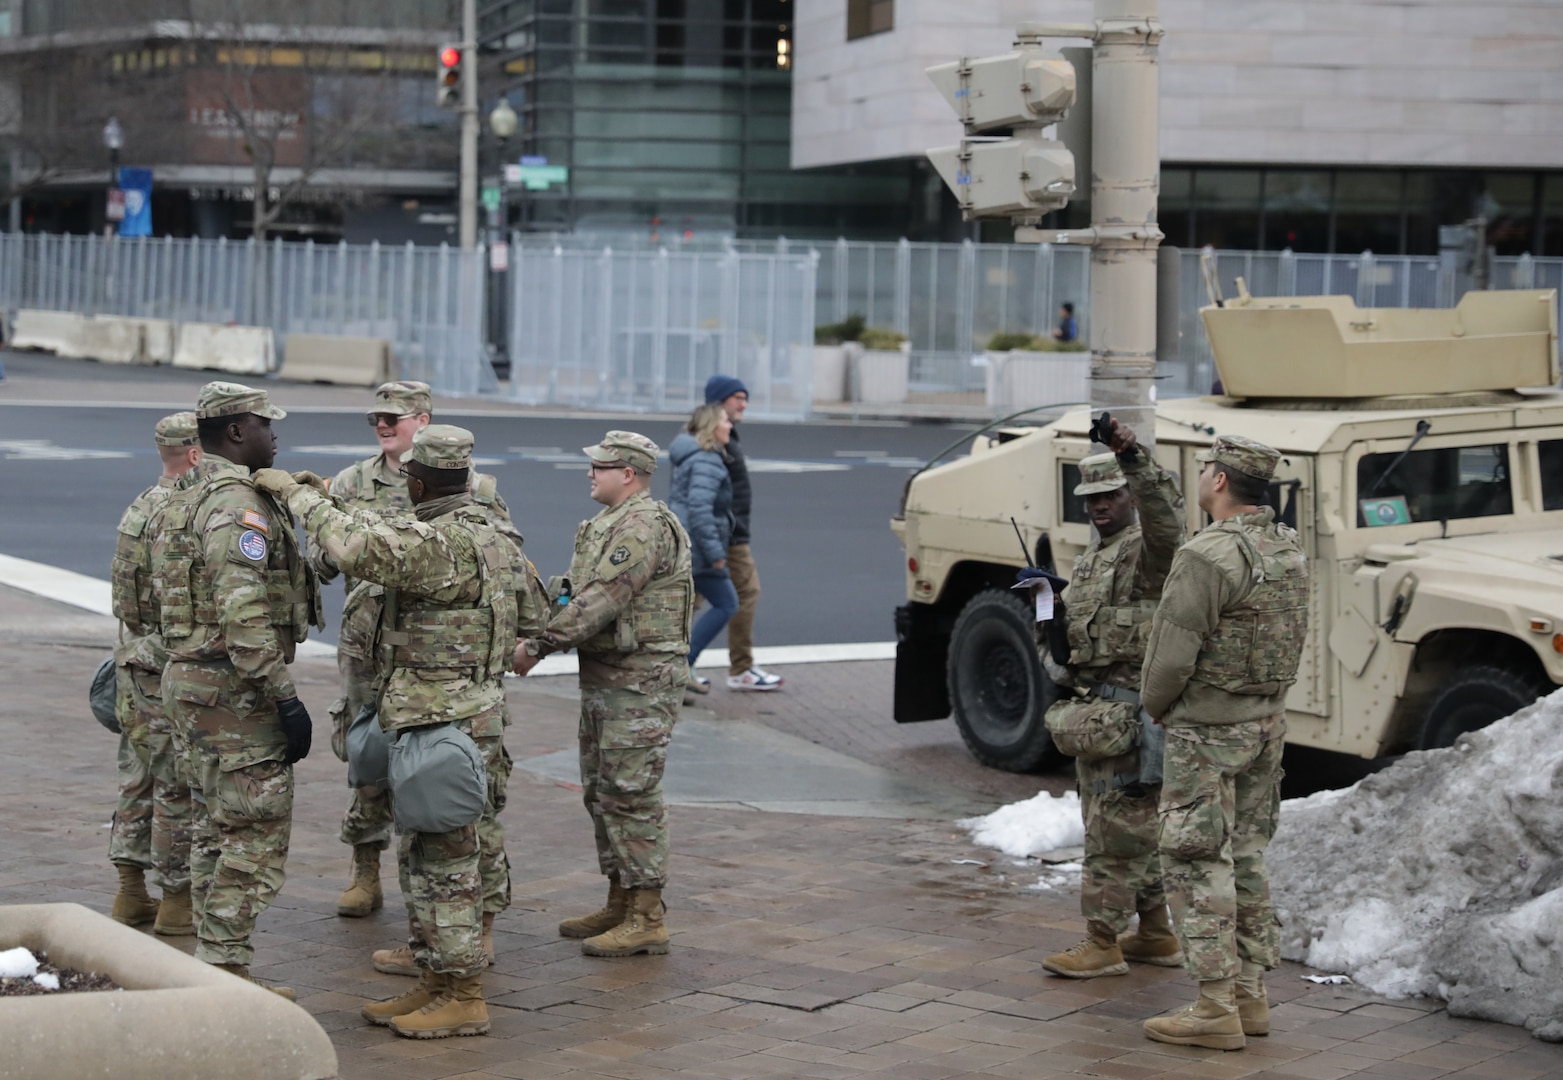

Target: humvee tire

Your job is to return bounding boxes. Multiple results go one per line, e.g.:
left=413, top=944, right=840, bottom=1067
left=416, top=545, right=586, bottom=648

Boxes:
left=1416, top=665, right=1549, bottom=751
left=946, top=588, right=1065, bottom=773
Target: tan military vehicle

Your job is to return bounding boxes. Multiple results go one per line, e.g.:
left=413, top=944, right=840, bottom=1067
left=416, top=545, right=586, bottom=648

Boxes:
left=892, top=287, right=1563, bottom=771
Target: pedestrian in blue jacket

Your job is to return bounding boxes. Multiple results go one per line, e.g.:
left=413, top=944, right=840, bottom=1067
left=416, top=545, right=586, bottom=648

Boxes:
left=667, top=403, right=738, bottom=693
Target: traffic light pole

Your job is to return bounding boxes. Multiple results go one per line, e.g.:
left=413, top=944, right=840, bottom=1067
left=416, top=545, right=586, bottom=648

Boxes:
left=1018, top=0, right=1164, bottom=449
left=459, top=0, right=479, bottom=251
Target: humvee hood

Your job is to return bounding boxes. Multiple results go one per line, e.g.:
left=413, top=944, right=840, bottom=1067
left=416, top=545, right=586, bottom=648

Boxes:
left=1409, top=532, right=1563, bottom=576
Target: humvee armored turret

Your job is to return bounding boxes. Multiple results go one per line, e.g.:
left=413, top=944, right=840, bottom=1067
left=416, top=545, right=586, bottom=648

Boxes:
left=892, top=287, right=1563, bottom=772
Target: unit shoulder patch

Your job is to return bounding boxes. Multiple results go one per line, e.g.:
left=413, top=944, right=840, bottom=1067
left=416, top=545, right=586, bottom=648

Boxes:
left=609, top=546, right=631, bottom=565
left=238, top=529, right=268, bottom=562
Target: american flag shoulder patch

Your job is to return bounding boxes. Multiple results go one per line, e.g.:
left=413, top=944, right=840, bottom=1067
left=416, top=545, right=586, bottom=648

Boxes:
left=241, top=510, right=270, bottom=533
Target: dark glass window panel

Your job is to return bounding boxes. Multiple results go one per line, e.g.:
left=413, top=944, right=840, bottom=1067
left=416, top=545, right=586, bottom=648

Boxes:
left=1263, top=170, right=1330, bottom=252
left=1541, top=440, right=1563, bottom=511
left=1402, top=172, right=1441, bottom=255
left=847, top=0, right=893, bottom=40
left=1355, top=444, right=1513, bottom=525
left=1192, top=169, right=1260, bottom=250
left=1060, top=463, right=1088, bottom=524
left=1479, top=172, right=1538, bottom=255
left=1334, top=170, right=1404, bottom=254
left=1543, top=175, right=1563, bottom=257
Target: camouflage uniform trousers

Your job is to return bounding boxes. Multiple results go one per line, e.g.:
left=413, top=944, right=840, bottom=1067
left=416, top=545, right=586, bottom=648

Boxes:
left=1077, top=765, right=1164, bottom=936
left=394, top=725, right=506, bottom=978
left=109, top=664, right=193, bottom=892
left=1156, top=714, right=1286, bottom=982
left=164, top=663, right=293, bottom=968
left=577, top=682, right=679, bottom=890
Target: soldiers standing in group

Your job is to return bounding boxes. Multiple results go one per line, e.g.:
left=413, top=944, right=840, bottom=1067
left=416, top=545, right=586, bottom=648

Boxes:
left=107, top=412, right=202, bottom=937
left=255, top=424, right=548, bottom=1039
left=310, top=381, right=532, bottom=978
left=1033, top=420, right=1187, bottom=979
left=155, top=383, right=320, bottom=1000
left=512, top=431, right=692, bottom=959
left=1139, top=435, right=1309, bottom=1052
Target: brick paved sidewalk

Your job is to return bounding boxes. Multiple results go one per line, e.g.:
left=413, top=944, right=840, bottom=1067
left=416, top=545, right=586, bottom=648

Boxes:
left=1, top=585, right=1559, bottom=1080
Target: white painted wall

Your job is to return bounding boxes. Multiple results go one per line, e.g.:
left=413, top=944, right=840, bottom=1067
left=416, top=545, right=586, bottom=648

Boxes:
left=792, top=0, right=1563, bottom=171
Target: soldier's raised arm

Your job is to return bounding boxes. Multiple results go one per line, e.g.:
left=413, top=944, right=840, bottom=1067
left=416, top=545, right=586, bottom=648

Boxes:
left=1110, top=419, right=1185, bottom=587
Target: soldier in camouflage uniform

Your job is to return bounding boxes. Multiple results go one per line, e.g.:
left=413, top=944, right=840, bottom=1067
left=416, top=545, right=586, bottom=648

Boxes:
left=1035, top=420, right=1186, bottom=980
left=156, top=383, right=320, bottom=1001
left=108, top=412, right=201, bottom=937
left=513, top=431, right=693, bottom=958
left=255, top=424, right=548, bottom=1040
left=317, top=381, right=525, bottom=958
left=1139, top=435, right=1309, bottom=1052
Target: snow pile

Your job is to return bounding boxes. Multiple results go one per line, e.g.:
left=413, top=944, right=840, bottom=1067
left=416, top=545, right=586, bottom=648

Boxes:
left=0, top=947, right=39, bottom=979
left=1270, top=688, right=1563, bottom=1042
left=960, top=790, right=1084, bottom=858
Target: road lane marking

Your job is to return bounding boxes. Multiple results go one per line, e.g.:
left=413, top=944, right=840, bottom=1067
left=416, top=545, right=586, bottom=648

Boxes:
left=0, top=551, right=894, bottom=673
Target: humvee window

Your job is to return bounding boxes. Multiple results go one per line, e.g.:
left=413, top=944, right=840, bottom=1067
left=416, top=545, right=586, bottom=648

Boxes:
left=1356, top=443, right=1513, bottom=525
left=1542, top=440, right=1563, bottom=511
left=1060, top=462, right=1089, bottom=523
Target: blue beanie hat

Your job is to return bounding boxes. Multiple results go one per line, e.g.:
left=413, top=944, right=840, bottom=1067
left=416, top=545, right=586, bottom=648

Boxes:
left=704, top=373, right=748, bottom=405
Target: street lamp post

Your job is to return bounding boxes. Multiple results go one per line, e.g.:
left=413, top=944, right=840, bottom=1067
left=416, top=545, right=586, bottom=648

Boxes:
left=101, top=117, right=124, bottom=240
left=486, top=99, right=519, bottom=373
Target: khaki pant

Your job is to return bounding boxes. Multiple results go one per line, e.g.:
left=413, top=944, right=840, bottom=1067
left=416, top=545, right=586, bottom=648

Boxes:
left=725, top=543, right=760, bottom=675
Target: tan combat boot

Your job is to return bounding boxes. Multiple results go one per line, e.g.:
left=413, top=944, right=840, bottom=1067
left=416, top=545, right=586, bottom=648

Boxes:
left=372, top=943, right=419, bottom=977
left=211, top=962, right=297, bottom=1003
left=389, top=973, right=490, bottom=1039
left=1042, top=922, right=1129, bottom=979
left=558, top=873, right=628, bottom=939
left=582, top=888, right=669, bottom=957
left=1117, top=905, right=1185, bottom=967
left=1235, top=960, right=1269, bottom=1036
left=337, top=844, right=384, bottom=918
left=361, top=969, right=446, bottom=1026
left=111, top=864, right=161, bottom=926
left=153, top=884, right=194, bottom=937
left=1143, top=977, right=1245, bottom=1051
left=481, top=911, right=496, bottom=967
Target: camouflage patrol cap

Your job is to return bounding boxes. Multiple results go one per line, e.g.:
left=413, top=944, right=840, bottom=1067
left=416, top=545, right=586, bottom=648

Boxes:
left=370, top=380, right=433, bottom=419
left=409, top=424, right=474, bottom=470
left=1196, top=434, right=1281, bottom=481
left=195, top=381, right=287, bottom=421
left=154, top=411, right=199, bottom=447
left=1073, top=452, right=1127, bottom=496
left=583, top=430, right=659, bottom=474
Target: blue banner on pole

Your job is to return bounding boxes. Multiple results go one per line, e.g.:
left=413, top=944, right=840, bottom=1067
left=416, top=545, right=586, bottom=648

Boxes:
left=118, top=167, right=153, bottom=237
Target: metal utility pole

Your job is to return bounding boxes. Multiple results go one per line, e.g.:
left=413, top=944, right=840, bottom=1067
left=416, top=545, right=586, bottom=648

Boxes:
left=459, top=0, right=479, bottom=250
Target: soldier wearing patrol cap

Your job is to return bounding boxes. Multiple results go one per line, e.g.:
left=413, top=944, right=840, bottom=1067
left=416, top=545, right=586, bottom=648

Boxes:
left=255, top=424, right=548, bottom=1039
left=1032, top=420, right=1187, bottom=981
left=315, top=381, right=531, bottom=972
left=1140, top=434, right=1309, bottom=1051
left=154, top=383, right=321, bottom=1000
left=513, top=430, right=694, bottom=959
left=106, top=412, right=202, bottom=937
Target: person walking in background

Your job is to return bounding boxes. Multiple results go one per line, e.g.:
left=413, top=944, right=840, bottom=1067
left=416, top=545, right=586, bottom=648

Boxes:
left=703, top=374, right=783, bottom=692
left=1053, top=302, right=1078, bottom=343
left=668, top=403, right=738, bottom=695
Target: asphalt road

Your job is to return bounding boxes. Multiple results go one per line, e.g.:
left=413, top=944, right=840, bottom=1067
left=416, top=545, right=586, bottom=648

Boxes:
left=0, top=356, right=972, bottom=647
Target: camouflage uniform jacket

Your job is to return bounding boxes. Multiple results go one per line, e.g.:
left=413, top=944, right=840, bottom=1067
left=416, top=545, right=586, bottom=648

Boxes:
left=155, top=454, right=319, bottom=701
left=1140, top=506, right=1309, bottom=728
left=1059, top=456, right=1185, bottom=693
left=535, top=490, right=693, bottom=693
left=112, top=476, right=176, bottom=675
left=291, top=488, right=543, bottom=734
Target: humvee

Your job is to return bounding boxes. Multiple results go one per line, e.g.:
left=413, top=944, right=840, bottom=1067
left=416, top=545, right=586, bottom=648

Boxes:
left=891, top=287, right=1563, bottom=771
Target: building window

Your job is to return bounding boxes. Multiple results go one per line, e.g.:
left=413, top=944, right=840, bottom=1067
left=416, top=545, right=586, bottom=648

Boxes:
left=847, top=0, right=892, bottom=40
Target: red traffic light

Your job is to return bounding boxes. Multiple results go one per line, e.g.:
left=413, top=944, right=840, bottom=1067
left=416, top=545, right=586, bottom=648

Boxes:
left=439, top=46, right=461, bottom=68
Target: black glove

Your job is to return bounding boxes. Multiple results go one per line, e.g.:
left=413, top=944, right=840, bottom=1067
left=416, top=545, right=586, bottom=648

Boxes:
left=276, top=696, right=313, bottom=764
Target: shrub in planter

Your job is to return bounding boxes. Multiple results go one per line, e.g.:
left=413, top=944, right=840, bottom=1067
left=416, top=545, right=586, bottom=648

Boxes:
left=815, top=313, right=866, bottom=345
left=858, top=326, right=908, bottom=351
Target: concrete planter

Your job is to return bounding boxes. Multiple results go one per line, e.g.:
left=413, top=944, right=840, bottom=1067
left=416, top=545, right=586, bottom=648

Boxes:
left=811, top=342, right=864, bottom=403
left=984, top=349, right=1090, bottom=410
left=852, top=343, right=910, bottom=404
left=0, top=903, right=338, bottom=1080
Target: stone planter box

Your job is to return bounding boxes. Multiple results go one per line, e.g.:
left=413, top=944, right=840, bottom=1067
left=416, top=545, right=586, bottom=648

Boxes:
left=984, top=349, right=1090, bottom=411
left=852, top=344, right=910, bottom=404
left=0, top=903, right=338, bottom=1080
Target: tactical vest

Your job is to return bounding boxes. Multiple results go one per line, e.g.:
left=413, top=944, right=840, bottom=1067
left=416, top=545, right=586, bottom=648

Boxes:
left=577, top=500, right=693, bottom=655
left=1192, top=518, right=1310, bottom=695
left=1064, top=525, right=1160, bottom=670
left=155, top=473, right=319, bottom=648
left=111, top=484, right=171, bottom=635
left=376, top=507, right=516, bottom=683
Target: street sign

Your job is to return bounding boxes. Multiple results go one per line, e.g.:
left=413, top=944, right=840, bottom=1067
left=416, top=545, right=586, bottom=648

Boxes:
left=480, top=185, right=501, bottom=212
left=106, top=189, right=126, bottom=222
left=489, top=240, right=509, bottom=273
left=503, top=163, right=522, bottom=185
left=516, top=164, right=568, bottom=191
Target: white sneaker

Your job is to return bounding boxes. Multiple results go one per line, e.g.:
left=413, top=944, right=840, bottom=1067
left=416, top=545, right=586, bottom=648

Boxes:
left=727, top=667, right=783, bottom=691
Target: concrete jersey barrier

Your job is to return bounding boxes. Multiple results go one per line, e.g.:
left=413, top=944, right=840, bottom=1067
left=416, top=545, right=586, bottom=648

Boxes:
left=172, top=322, right=275, bottom=376
left=279, top=332, right=392, bottom=386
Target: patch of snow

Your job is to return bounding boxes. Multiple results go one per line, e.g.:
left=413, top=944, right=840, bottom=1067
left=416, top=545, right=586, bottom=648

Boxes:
left=959, top=790, right=1084, bottom=859
left=31, top=972, right=59, bottom=990
left=0, top=947, right=40, bottom=979
left=1271, top=688, right=1563, bottom=1041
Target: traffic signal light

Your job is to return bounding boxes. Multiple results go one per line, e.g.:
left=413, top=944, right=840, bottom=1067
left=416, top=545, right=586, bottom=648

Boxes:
left=926, top=47, right=1077, bottom=222
left=436, top=44, right=463, bottom=109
